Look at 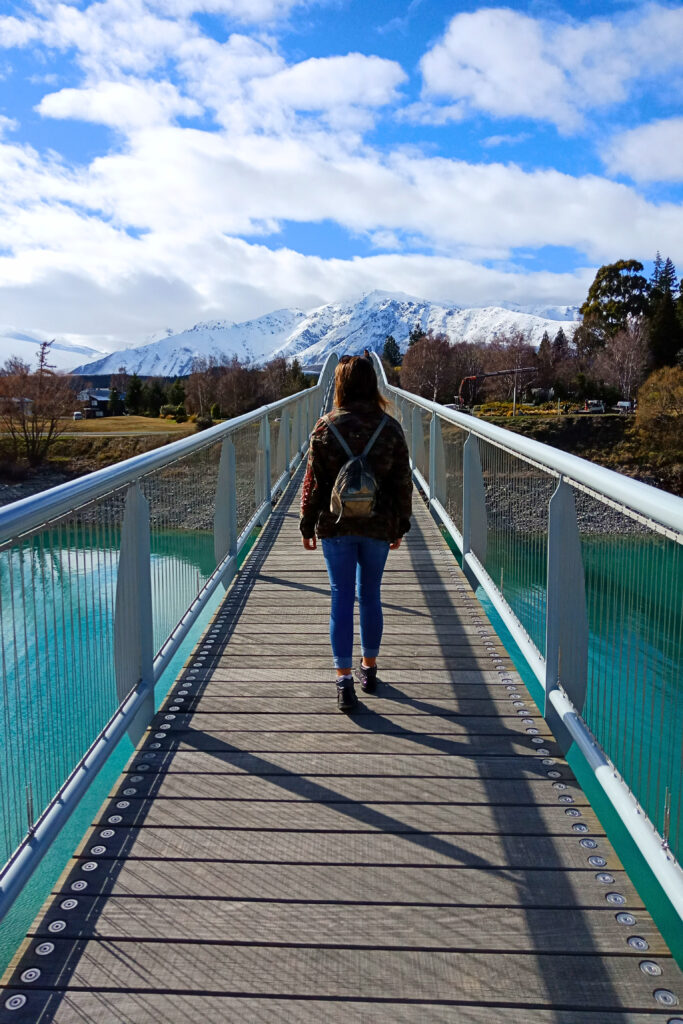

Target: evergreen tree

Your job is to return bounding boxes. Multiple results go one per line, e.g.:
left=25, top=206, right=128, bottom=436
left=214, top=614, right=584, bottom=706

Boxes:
left=649, top=291, right=683, bottom=368
left=651, top=251, right=663, bottom=291
left=661, top=257, right=677, bottom=296
left=536, top=331, right=553, bottom=387
left=125, top=373, right=143, bottom=414
left=168, top=378, right=186, bottom=406
left=579, top=259, right=649, bottom=342
left=383, top=335, right=401, bottom=366
left=108, top=387, right=123, bottom=415
left=552, top=327, right=568, bottom=357
left=286, top=358, right=307, bottom=394
left=408, top=322, right=426, bottom=347
left=144, top=380, right=167, bottom=416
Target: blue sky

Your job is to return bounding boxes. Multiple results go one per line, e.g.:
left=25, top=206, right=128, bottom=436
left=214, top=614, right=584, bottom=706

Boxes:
left=0, top=0, right=682, bottom=352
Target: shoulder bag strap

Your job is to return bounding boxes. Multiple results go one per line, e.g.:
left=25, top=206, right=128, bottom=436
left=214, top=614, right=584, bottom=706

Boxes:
left=361, top=414, right=388, bottom=457
left=322, top=414, right=354, bottom=460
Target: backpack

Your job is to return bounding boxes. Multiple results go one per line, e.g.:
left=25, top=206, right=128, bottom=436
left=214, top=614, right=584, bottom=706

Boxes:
left=324, top=413, right=388, bottom=523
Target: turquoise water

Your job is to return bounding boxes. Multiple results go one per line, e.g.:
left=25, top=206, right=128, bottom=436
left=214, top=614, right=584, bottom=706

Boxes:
left=0, top=528, right=252, bottom=975
left=444, top=530, right=683, bottom=966
left=484, top=530, right=683, bottom=859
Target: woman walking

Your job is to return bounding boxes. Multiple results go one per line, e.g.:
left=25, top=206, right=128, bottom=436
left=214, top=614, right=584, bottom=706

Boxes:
left=300, top=355, right=412, bottom=711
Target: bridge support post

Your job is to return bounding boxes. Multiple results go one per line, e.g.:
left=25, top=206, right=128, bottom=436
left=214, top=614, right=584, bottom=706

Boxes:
left=544, top=476, right=588, bottom=752
left=411, top=406, right=425, bottom=480
left=114, top=482, right=154, bottom=746
left=256, top=416, right=272, bottom=523
left=462, top=433, right=487, bottom=589
left=215, top=438, right=238, bottom=573
left=282, top=409, right=291, bottom=476
left=429, top=413, right=446, bottom=507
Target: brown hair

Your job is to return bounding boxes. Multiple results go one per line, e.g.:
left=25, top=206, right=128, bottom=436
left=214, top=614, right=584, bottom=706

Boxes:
left=333, top=355, right=387, bottom=411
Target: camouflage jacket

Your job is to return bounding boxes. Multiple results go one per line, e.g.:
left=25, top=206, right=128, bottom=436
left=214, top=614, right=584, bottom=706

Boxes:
left=300, top=401, right=412, bottom=541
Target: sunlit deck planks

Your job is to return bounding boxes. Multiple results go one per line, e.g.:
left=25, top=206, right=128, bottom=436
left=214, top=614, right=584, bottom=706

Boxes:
left=1, top=476, right=682, bottom=1023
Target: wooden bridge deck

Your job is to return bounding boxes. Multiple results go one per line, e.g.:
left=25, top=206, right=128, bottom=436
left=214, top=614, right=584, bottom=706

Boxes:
left=2, top=477, right=682, bottom=1022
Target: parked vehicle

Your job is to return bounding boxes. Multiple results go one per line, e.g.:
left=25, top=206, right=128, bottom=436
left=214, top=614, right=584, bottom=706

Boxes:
left=72, top=411, right=83, bottom=420
left=616, top=400, right=633, bottom=414
left=583, top=399, right=605, bottom=413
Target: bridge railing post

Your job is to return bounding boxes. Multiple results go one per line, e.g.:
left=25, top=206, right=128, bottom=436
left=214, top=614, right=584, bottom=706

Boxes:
left=429, top=413, right=445, bottom=508
left=214, top=437, right=238, bottom=573
left=411, top=406, right=425, bottom=479
left=544, top=476, right=588, bottom=752
left=114, top=482, right=154, bottom=746
left=462, top=433, right=487, bottom=587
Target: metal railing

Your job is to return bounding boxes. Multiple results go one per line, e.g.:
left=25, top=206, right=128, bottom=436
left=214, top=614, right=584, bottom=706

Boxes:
left=373, top=355, right=683, bottom=920
left=0, top=355, right=338, bottom=920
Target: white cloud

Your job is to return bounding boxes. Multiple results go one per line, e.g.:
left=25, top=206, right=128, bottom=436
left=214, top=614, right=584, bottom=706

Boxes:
left=0, top=15, right=38, bottom=47
left=603, top=117, right=683, bottom=183
left=0, top=238, right=595, bottom=352
left=419, top=4, right=683, bottom=133
left=482, top=133, right=531, bottom=148
left=0, top=115, right=18, bottom=135
left=146, top=0, right=314, bottom=22
left=250, top=54, right=406, bottom=113
left=38, top=79, right=202, bottom=129
left=398, top=101, right=465, bottom=126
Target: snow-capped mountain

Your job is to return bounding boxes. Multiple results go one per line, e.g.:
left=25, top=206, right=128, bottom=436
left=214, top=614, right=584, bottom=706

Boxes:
left=498, top=302, right=581, bottom=321
left=267, top=291, right=579, bottom=366
left=71, top=309, right=308, bottom=377
left=0, top=328, right=105, bottom=372
left=68, top=290, right=579, bottom=377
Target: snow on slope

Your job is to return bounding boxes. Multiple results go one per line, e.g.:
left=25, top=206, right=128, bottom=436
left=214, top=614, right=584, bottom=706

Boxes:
left=71, top=309, right=308, bottom=376
left=269, top=291, right=579, bottom=365
left=0, top=328, right=105, bottom=372
left=72, top=290, right=580, bottom=376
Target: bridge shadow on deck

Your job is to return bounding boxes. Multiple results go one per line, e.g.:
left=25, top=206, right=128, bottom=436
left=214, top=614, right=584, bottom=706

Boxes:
left=0, top=478, right=630, bottom=1022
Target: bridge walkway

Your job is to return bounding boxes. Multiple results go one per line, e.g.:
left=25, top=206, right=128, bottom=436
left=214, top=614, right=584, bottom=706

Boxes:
left=1, top=476, right=681, bottom=1022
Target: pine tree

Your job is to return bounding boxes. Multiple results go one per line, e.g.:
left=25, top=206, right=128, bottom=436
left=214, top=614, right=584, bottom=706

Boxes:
left=108, top=387, right=122, bottom=415
left=168, top=378, right=186, bottom=406
left=383, top=335, right=401, bottom=366
left=552, top=327, right=568, bottom=357
left=651, top=251, right=663, bottom=291
left=536, top=331, right=553, bottom=387
left=649, top=291, right=683, bottom=368
left=408, top=322, right=426, bottom=347
left=661, top=257, right=677, bottom=295
left=144, top=380, right=167, bottom=416
left=125, top=373, right=143, bottom=414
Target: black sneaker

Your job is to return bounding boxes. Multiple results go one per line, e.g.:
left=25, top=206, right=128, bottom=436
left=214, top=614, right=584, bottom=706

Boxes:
left=337, top=681, right=359, bottom=712
left=356, top=663, right=378, bottom=693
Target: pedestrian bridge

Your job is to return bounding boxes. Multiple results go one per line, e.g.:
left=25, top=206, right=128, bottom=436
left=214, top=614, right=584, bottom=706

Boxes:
left=0, top=354, right=681, bottom=1021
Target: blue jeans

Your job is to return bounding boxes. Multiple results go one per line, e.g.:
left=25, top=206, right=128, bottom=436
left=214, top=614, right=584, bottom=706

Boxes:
left=321, top=536, right=390, bottom=669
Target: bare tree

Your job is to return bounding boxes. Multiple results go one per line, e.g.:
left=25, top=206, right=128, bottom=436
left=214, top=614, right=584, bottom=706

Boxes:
left=0, top=342, right=74, bottom=466
left=593, top=320, right=650, bottom=400
left=399, top=332, right=457, bottom=403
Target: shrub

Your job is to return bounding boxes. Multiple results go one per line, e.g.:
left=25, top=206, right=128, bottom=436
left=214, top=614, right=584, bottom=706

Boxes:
left=195, top=415, right=214, bottom=432
left=210, top=403, right=221, bottom=420
left=159, top=404, right=176, bottom=418
left=174, top=404, right=187, bottom=423
left=636, top=366, right=683, bottom=450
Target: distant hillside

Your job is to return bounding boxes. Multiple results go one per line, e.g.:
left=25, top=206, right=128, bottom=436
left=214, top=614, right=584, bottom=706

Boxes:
left=19, top=291, right=579, bottom=377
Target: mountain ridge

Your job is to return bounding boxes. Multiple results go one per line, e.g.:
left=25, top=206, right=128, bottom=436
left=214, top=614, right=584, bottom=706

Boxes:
left=15, top=291, right=580, bottom=377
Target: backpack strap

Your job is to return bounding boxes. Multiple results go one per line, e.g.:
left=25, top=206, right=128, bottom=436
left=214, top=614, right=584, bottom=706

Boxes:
left=322, top=414, right=354, bottom=460
left=361, top=414, right=388, bottom=457
left=323, top=413, right=388, bottom=460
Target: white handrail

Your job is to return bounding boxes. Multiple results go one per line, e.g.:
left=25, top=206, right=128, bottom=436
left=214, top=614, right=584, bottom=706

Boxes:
left=0, top=353, right=339, bottom=922
left=0, top=380, right=331, bottom=545
left=375, top=362, right=683, bottom=536
left=373, top=353, right=683, bottom=924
